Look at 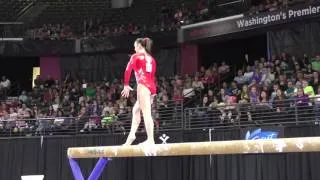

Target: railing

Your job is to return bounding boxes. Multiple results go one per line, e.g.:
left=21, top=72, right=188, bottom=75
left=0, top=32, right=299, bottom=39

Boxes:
left=184, top=96, right=320, bottom=130
left=0, top=100, right=183, bottom=137
left=2, top=96, right=320, bottom=137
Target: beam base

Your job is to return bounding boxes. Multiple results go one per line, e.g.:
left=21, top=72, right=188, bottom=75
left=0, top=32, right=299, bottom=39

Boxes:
left=69, top=157, right=110, bottom=180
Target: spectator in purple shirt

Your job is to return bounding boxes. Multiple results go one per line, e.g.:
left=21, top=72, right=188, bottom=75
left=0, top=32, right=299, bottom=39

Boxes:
left=249, top=86, right=260, bottom=104
left=251, top=68, right=262, bottom=83
left=294, top=88, right=309, bottom=107
left=294, top=87, right=311, bottom=122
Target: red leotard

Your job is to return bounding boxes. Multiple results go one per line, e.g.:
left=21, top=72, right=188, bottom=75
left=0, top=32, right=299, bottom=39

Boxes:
left=124, top=53, right=157, bottom=95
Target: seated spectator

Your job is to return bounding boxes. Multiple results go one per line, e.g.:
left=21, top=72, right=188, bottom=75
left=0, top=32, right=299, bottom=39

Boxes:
left=18, top=91, right=28, bottom=104
left=249, top=86, right=260, bottom=104
left=101, top=109, right=119, bottom=132
left=14, top=109, right=31, bottom=134
left=172, top=88, right=183, bottom=104
left=294, top=87, right=311, bottom=122
left=302, top=80, right=315, bottom=97
left=0, top=103, right=7, bottom=117
left=101, top=114, right=113, bottom=129
left=183, top=82, right=195, bottom=99
left=80, top=112, right=99, bottom=132
left=294, top=88, right=309, bottom=107
left=101, top=102, right=113, bottom=116
left=216, top=89, right=227, bottom=121
left=157, top=87, right=169, bottom=103
left=174, top=9, right=183, bottom=23
left=218, top=61, right=230, bottom=74
left=295, top=71, right=304, bottom=87
left=192, top=76, right=204, bottom=93
left=53, top=109, right=66, bottom=128
left=52, top=97, right=61, bottom=111
left=158, top=95, right=173, bottom=126
left=0, top=76, right=11, bottom=99
left=202, top=69, right=216, bottom=87
left=251, top=68, right=262, bottom=84
left=310, top=72, right=320, bottom=90
left=311, top=55, right=320, bottom=72
left=284, top=80, right=296, bottom=99
left=43, top=88, right=57, bottom=104
left=33, top=75, right=43, bottom=88
left=45, top=105, right=55, bottom=117
left=230, top=81, right=241, bottom=97
left=35, top=110, right=52, bottom=135
left=91, top=100, right=101, bottom=115
left=248, top=79, right=260, bottom=91
left=5, top=108, right=17, bottom=130
left=243, top=66, right=254, bottom=84
left=0, top=110, right=8, bottom=129
left=262, top=67, right=276, bottom=87
left=225, top=95, right=237, bottom=123
left=278, top=74, right=287, bottom=91
left=239, top=85, right=249, bottom=103
left=0, top=76, right=10, bottom=89
left=84, top=83, right=96, bottom=100
left=206, top=89, right=215, bottom=103
left=273, top=89, right=286, bottom=113
left=132, top=26, right=140, bottom=35
left=200, top=96, right=210, bottom=108
left=259, top=91, right=271, bottom=106
left=270, top=84, right=280, bottom=103
left=43, top=75, right=55, bottom=88
left=234, top=70, right=246, bottom=85
left=314, top=86, right=320, bottom=123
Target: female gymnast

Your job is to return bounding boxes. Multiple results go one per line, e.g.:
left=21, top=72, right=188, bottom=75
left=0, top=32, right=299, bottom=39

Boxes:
left=121, top=37, right=157, bottom=146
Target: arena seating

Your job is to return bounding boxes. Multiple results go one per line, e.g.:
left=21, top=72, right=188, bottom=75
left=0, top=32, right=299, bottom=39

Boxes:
left=31, top=0, right=111, bottom=27
left=0, top=0, right=307, bottom=39
left=0, top=0, right=32, bottom=21
left=27, top=0, right=196, bottom=36
left=1, top=52, right=320, bottom=137
left=0, top=0, right=318, bottom=137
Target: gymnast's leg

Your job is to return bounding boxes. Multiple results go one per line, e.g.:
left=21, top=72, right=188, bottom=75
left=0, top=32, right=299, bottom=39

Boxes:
left=123, top=101, right=141, bottom=145
left=138, top=84, right=155, bottom=145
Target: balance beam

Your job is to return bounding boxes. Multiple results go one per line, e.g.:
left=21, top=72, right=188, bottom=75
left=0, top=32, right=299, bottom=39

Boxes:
left=67, top=137, right=320, bottom=159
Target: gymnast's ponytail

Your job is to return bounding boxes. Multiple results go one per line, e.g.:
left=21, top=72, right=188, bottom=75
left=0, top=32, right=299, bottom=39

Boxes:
left=143, top=37, right=153, bottom=54
left=136, top=37, right=153, bottom=54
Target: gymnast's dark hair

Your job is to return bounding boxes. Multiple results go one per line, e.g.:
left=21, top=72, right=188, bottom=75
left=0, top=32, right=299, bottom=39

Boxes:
left=135, top=37, right=153, bottom=54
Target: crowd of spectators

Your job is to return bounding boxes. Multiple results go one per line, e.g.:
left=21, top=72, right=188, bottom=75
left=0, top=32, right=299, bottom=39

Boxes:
left=187, top=52, right=320, bottom=127
left=1, top=52, right=320, bottom=135
left=248, top=0, right=306, bottom=15
left=1, top=0, right=318, bottom=136
left=0, top=60, right=233, bottom=136
left=0, top=72, right=184, bottom=136
left=26, top=1, right=209, bottom=40
left=26, top=23, right=74, bottom=41
left=25, top=0, right=309, bottom=40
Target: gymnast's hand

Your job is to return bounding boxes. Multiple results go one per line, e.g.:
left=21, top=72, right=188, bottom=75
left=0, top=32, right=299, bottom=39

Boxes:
left=121, top=85, right=133, bottom=98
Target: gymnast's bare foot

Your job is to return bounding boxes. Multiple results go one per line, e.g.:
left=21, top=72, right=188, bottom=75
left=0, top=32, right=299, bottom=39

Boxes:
left=139, top=139, right=155, bottom=146
left=123, top=135, right=136, bottom=146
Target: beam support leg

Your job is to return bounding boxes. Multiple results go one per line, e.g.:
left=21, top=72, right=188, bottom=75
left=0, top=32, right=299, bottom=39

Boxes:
left=88, top=158, right=110, bottom=180
left=68, top=158, right=84, bottom=180
left=68, top=157, right=111, bottom=180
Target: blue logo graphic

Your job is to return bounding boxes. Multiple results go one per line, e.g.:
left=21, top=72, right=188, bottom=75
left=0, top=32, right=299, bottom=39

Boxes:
left=245, top=128, right=279, bottom=140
